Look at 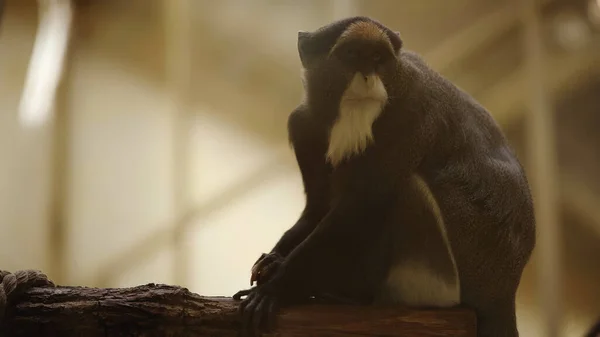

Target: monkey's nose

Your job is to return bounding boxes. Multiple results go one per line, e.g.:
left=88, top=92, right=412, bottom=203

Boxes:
left=360, top=73, right=376, bottom=88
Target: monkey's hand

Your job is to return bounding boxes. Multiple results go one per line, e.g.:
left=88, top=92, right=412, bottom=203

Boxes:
left=238, top=280, right=284, bottom=337
left=250, top=252, right=283, bottom=286
left=232, top=252, right=284, bottom=302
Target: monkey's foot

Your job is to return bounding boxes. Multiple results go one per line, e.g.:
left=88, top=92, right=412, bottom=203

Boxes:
left=239, top=286, right=280, bottom=337
left=250, top=252, right=283, bottom=286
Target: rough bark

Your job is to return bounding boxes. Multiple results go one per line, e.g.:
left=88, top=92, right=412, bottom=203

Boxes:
left=1, top=283, right=476, bottom=337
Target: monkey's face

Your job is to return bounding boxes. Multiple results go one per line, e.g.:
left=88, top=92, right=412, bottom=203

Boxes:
left=298, top=18, right=402, bottom=107
left=328, top=38, right=396, bottom=102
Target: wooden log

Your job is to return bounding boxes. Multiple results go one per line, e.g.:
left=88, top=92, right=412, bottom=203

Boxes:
left=2, top=283, right=477, bottom=337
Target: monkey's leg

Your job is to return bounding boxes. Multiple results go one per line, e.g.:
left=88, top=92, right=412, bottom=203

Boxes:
left=440, top=191, right=529, bottom=337
left=473, top=300, right=519, bottom=337
left=375, top=173, right=460, bottom=308
left=375, top=174, right=521, bottom=337
left=460, top=259, right=521, bottom=336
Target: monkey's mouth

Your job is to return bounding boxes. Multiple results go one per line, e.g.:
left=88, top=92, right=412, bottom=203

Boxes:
left=342, top=73, right=389, bottom=103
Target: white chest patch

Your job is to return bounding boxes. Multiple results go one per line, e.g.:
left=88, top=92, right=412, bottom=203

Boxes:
left=326, top=73, right=388, bottom=166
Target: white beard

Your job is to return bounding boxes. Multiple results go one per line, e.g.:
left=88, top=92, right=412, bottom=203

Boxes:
left=326, top=73, right=388, bottom=167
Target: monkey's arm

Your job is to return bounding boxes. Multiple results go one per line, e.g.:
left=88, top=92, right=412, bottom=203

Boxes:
left=239, top=156, right=405, bottom=334
left=242, top=107, right=331, bottom=288
left=270, top=109, right=331, bottom=257
left=239, top=116, right=435, bottom=334
left=274, top=158, right=399, bottom=293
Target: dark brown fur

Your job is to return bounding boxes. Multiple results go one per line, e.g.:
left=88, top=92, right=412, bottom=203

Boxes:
left=234, top=16, right=536, bottom=337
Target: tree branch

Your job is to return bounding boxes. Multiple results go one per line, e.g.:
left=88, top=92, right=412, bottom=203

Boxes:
left=2, top=283, right=476, bottom=336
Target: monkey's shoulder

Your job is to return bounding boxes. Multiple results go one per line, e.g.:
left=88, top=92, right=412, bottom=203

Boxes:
left=395, top=50, right=507, bottom=143
left=287, top=104, right=311, bottom=142
left=397, top=50, right=471, bottom=105
left=398, top=50, right=431, bottom=72
left=287, top=103, right=329, bottom=148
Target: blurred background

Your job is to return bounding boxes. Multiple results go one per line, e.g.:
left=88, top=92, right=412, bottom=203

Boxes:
left=1, top=0, right=599, bottom=336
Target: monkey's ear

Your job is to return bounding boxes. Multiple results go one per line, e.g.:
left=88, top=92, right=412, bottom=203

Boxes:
left=297, top=31, right=313, bottom=67
left=387, top=30, right=403, bottom=55
left=298, top=31, right=311, bottom=40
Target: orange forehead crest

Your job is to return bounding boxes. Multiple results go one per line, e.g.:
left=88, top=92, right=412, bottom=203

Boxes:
left=331, top=21, right=393, bottom=54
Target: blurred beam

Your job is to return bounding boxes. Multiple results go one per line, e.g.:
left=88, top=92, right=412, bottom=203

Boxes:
left=48, top=53, right=71, bottom=287
left=35, top=0, right=73, bottom=286
left=561, top=175, right=600, bottom=239
left=424, top=3, right=517, bottom=73
left=18, top=0, right=73, bottom=128
left=557, top=126, right=600, bottom=238
left=480, top=45, right=600, bottom=126
left=424, top=0, right=558, bottom=73
left=163, top=0, right=193, bottom=287
left=522, top=1, right=562, bottom=337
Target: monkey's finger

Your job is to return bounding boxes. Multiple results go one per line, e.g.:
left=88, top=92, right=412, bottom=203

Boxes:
left=256, top=253, right=278, bottom=270
left=252, top=296, right=269, bottom=335
left=252, top=253, right=268, bottom=267
left=240, top=319, right=255, bottom=337
left=251, top=254, right=274, bottom=277
left=239, top=292, right=255, bottom=316
left=250, top=270, right=260, bottom=286
left=251, top=253, right=269, bottom=274
left=257, top=261, right=280, bottom=285
left=242, top=293, right=262, bottom=335
left=233, top=288, right=252, bottom=300
left=250, top=253, right=268, bottom=285
left=254, top=272, right=263, bottom=286
left=250, top=268, right=260, bottom=286
left=265, top=297, right=279, bottom=332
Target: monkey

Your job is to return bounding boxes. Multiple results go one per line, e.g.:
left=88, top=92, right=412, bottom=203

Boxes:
left=233, top=16, right=536, bottom=337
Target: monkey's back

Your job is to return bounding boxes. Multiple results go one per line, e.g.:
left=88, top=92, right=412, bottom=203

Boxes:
left=395, top=50, right=536, bottom=302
